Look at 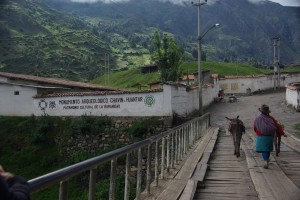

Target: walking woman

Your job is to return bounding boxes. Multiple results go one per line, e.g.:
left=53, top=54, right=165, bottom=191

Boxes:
left=253, top=104, right=287, bottom=169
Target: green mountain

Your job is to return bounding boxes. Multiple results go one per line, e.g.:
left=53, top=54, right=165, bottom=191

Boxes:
left=0, top=0, right=114, bottom=81
left=45, top=0, right=300, bottom=65
left=0, top=0, right=299, bottom=81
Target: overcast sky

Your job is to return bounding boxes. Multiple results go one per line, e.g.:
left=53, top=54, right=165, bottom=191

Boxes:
left=70, top=0, right=300, bottom=7
left=269, top=0, right=300, bottom=6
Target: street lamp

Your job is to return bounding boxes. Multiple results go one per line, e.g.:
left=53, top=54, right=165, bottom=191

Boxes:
left=199, top=24, right=220, bottom=41
left=192, top=0, right=220, bottom=116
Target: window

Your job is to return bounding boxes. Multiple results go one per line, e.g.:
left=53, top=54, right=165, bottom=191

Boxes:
left=14, top=91, right=19, bottom=95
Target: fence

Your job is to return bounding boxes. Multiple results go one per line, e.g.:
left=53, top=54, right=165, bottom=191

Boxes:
left=29, top=113, right=211, bottom=200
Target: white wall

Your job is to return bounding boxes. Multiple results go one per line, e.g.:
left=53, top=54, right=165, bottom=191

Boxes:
left=33, top=90, right=173, bottom=117
left=2, top=73, right=299, bottom=117
left=220, top=73, right=300, bottom=94
left=168, top=84, right=198, bottom=116
left=168, top=83, right=218, bottom=116
left=203, top=85, right=219, bottom=107
left=0, top=83, right=220, bottom=117
left=0, top=84, right=37, bottom=116
left=286, top=88, right=300, bottom=110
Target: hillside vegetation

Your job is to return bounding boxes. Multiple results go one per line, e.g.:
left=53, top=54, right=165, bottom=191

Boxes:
left=0, top=115, right=145, bottom=199
left=91, top=61, right=300, bottom=89
left=0, top=0, right=113, bottom=81
left=46, top=0, right=300, bottom=65
left=1, top=0, right=299, bottom=82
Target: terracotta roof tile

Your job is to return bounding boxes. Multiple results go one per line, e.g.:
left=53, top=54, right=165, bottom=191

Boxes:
left=285, top=82, right=300, bottom=90
left=224, top=74, right=266, bottom=79
left=181, top=74, right=196, bottom=81
left=211, top=73, right=219, bottom=78
left=34, top=89, right=163, bottom=98
left=0, top=71, right=119, bottom=91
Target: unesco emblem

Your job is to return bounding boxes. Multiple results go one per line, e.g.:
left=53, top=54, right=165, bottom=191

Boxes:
left=38, top=99, right=48, bottom=111
left=144, top=95, right=155, bottom=107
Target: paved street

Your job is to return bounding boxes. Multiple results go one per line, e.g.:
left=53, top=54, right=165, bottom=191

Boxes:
left=207, top=91, right=300, bottom=138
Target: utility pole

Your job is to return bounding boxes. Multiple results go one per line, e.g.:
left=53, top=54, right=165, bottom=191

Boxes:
left=272, top=37, right=281, bottom=90
left=192, top=0, right=207, bottom=116
left=104, top=53, right=107, bottom=85
left=103, top=53, right=110, bottom=85
left=107, top=54, right=110, bottom=85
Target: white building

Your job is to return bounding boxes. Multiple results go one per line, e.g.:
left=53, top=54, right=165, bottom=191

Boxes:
left=285, top=82, right=300, bottom=111
left=219, top=73, right=300, bottom=94
left=0, top=71, right=119, bottom=116
left=0, top=72, right=219, bottom=117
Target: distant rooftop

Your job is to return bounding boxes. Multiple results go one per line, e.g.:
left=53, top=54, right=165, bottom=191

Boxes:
left=286, top=82, right=300, bottom=90
left=0, top=71, right=119, bottom=91
left=34, top=89, right=163, bottom=98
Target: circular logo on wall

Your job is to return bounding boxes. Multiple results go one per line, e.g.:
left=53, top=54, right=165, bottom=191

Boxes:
left=38, top=99, right=48, bottom=111
left=144, top=95, right=155, bottom=107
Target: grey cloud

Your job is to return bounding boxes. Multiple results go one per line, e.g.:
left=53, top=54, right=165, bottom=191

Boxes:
left=68, top=0, right=299, bottom=6
left=67, top=0, right=222, bottom=5
left=70, top=0, right=130, bottom=3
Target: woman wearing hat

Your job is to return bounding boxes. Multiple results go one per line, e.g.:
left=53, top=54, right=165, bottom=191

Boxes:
left=253, top=104, right=287, bottom=169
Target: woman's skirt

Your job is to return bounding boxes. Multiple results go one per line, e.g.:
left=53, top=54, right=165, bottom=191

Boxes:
left=256, top=135, right=274, bottom=152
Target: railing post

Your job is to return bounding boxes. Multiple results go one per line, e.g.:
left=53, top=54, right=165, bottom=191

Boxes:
left=89, top=168, right=97, bottom=200
left=167, top=135, right=170, bottom=172
left=184, top=126, right=188, bottom=154
left=175, top=130, right=178, bottom=164
left=171, top=132, right=174, bottom=168
left=161, top=137, right=165, bottom=179
left=146, top=144, right=152, bottom=194
left=124, top=153, right=130, bottom=200
left=200, top=117, right=203, bottom=135
left=136, top=148, right=142, bottom=200
left=193, top=121, right=196, bottom=143
left=189, top=123, right=192, bottom=146
left=59, top=180, right=68, bottom=200
left=109, top=158, right=117, bottom=200
left=193, top=121, right=198, bottom=143
left=182, top=128, right=185, bottom=155
left=197, top=119, right=200, bottom=139
left=155, top=140, right=159, bottom=186
left=180, top=128, right=183, bottom=159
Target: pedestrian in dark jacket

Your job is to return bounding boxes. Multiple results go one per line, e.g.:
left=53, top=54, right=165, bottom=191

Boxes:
left=0, top=165, right=30, bottom=200
left=253, top=104, right=287, bottom=169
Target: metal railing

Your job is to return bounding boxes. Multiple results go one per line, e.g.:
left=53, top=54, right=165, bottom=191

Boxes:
left=29, top=113, right=210, bottom=200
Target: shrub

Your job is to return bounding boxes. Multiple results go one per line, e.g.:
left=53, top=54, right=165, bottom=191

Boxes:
left=68, top=114, right=112, bottom=136
left=128, top=117, right=161, bottom=139
left=30, top=114, right=53, bottom=144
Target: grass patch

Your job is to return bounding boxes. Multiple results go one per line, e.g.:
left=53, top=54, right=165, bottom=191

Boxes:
left=91, top=68, right=160, bottom=89
left=181, top=61, right=267, bottom=77
left=91, top=61, right=300, bottom=89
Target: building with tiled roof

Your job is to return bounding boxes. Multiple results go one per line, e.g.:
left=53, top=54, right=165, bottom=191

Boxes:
left=0, top=71, right=120, bottom=116
left=0, top=71, right=119, bottom=92
left=0, top=71, right=221, bottom=117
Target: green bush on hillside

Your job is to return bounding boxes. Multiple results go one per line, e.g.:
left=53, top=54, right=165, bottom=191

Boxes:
left=0, top=115, right=160, bottom=200
left=128, top=117, right=162, bottom=139
left=68, top=114, right=112, bottom=136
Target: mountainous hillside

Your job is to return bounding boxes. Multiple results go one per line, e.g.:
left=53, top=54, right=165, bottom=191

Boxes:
left=45, top=0, right=300, bottom=65
left=0, top=0, right=114, bottom=81
left=0, top=0, right=299, bottom=81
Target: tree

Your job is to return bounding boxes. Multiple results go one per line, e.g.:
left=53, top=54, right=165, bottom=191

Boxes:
left=151, top=31, right=183, bottom=82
